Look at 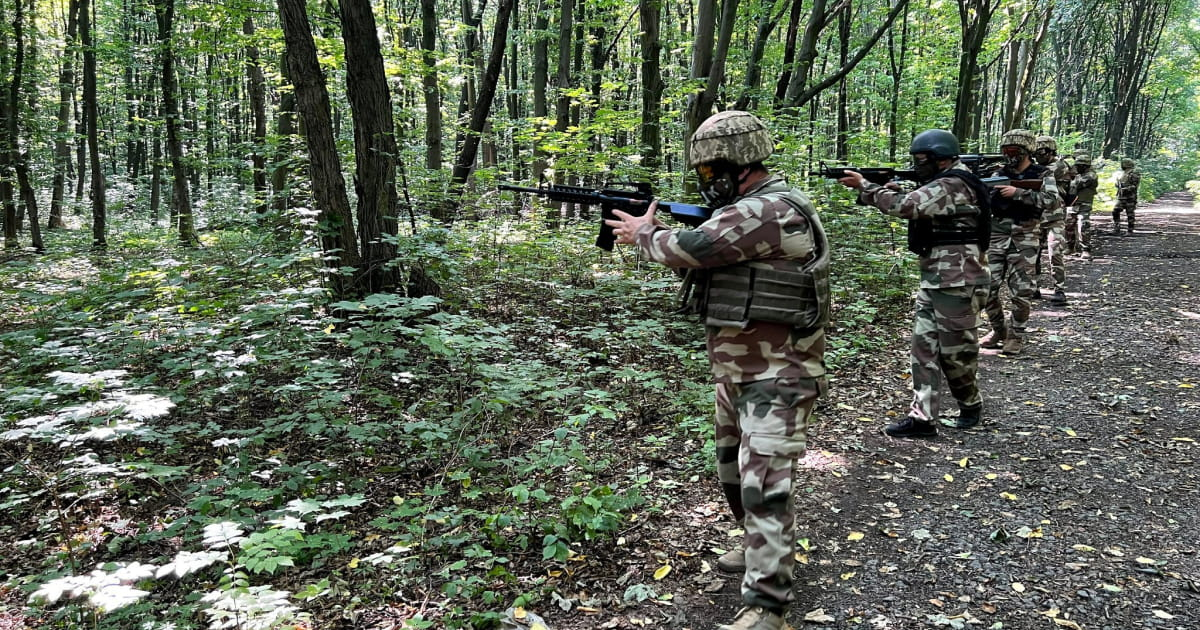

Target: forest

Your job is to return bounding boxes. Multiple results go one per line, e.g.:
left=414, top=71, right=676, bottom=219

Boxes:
left=1, top=0, right=1199, bottom=627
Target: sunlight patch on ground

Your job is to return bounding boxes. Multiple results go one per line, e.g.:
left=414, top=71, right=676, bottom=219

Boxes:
left=799, top=450, right=850, bottom=472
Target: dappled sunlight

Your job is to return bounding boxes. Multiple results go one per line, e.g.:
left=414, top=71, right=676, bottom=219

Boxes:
left=799, top=449, right=851, bottom=473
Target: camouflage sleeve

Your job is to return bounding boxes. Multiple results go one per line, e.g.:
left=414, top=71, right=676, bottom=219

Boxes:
left=1012, top=171, right=1060, bottom=212
left=1077, top=171, right=1098, bottom=192
left=858, top=179, right=963, bottom=220
left=633, top=197, right=815, bottom=269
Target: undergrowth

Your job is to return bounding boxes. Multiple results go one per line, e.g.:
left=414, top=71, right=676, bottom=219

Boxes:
left=0, top=191, right=912, bottom=629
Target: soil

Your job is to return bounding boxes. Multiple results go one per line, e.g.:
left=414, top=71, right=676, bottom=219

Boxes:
left=535, top=192, right=1200, bottom=630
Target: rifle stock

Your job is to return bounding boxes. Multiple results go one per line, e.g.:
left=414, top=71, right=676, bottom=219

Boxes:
left=498, top=181, right=711, bottom=250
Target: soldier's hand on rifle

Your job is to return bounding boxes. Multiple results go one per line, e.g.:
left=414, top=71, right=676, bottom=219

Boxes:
left=604, top=202, right=662, bottom=245
left=836, top=171, right=865, bottom=190
left=995, top=185, right=1018, bottom=199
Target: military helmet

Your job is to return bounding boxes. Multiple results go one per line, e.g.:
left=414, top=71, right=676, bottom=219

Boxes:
left=1035, top=135, right=1057, bottom=152
left=688, top=111, right=774, bottom=168
left=1075, top=154, right=1092, bottom=166
left=1121, top=158, right=1135, bottom=169
left=909, top=129, right=960, bottom=159
left=1000, top=129, right=1037, bottom=153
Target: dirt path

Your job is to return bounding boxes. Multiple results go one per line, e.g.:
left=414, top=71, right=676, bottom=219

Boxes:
left=778, top=192, right=1200, bottom=630
left=539, top=193, right=1200, bottom=630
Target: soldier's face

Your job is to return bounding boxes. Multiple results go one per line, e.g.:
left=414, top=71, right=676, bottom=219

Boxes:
left=910, top=152, right=939, bottom=182
left=1001, top=145, right=1026, bottom=167
left=1034, top=148, right=1054, bottom=165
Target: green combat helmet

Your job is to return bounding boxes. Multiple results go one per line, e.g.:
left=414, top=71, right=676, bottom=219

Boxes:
left=1121, top=158, right=1135, bottom=169
left=688, top=111, right=774, bottom=168
left=1000, top=129, right=1037, bottom=153
left=1035, top=135, right=1057, bottom=152
left=1075, top=154, right=1092, bottom=166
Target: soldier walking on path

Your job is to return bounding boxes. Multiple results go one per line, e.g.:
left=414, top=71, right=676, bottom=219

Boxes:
left=837, top=130, right=990, bottom=438
left=980, top=129, right=1061, bottom=355
left=1114, top=158, right=1142, bottom=235
left=606, top=111, right=830, bottom=630
left=1033, top=136, right=1072, bottom=305
left=1066, top=155, right=1098, bottom=259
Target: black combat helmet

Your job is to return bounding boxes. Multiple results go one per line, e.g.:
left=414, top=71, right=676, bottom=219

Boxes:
left=909, top=129, right=960, bottom=159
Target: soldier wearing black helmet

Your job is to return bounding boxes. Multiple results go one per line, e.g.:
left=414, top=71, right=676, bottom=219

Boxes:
left=838, top=129, right=990, bottom=438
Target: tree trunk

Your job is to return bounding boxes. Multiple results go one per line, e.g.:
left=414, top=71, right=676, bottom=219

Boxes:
left=420, top=0, right=442, bottom=170
left=277, top=0, right=363, bottom=298
left=835, top=1, right=851, bottom=161
left=447, top=0, right=515, bottom=206
left=638, top=0, right=663, bottom=171
left=80, top=0, right=106, bottom=248
left=339, top=0, right=401, bottom=293
left=154, top=0, right=198, bottom=246
left=245, top=17, right=269, bottom=215
left=531, top=0, right=549, bottom=177
left=49, top=0, right=79, bottom=230
left=952, top=0, right=999, bottom=144
left=271, top=50, right=297, bottom=215
left=886, top=4, right=909, bottom=162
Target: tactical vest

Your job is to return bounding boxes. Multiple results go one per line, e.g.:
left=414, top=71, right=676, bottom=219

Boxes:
left=991, top=163, right=1048, bottom=221
left=1073, top=171, right=1098, bottom=204
left=907, top=170, right=991, bottom=257
left=681, top=194, right=830, bottom=330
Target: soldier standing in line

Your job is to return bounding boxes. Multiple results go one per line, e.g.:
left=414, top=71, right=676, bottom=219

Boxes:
left=837, top=130, right=990, bottom=438
left=1066, top=155, right=1098, bottom=259
left=979, top=129, right=1061, bottom=356
left=606, top=111, right=830, bottom=630
left=1113, top=158, right=1142, bottom=235
left=1032, top=136, right=1071, bottom=306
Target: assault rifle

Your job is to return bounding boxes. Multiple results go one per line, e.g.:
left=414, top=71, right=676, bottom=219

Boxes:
left=960, top=153, right=1007, bottom=176
left=498, top=179, right=712, bottom=251
left=820, top=164, right=1043, bottom=191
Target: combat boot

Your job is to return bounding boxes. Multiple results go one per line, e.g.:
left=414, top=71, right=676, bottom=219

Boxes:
left=1050, top=289, right=1068, bottom=306
left=717, top=546, right=746, bottom=573
left=1001, top=334, right=1024, bottom=355
left=979, top=327, right=1006, bottom=349
left=953, top=403, right=982, bottom=429
left=1031, top=288, right=1043, bottom=300
left=1080, top=249, right=1092, bottom=261
left=885, top=416, right=937, bottom=438
left=718, top=606, right=789, bottom=630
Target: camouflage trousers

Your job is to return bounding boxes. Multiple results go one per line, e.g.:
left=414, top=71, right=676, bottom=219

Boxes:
left=1113, top=199, right=1137, bottom=231
left=985, top=219, right=1040, bottom=333
left=715, top=376, right=823, bottom=611
left=1038, top=219, right=1067, bottom=292
left=908, top=286, right=986, bottom=422
left=1065, top=203, right=1093, bottom=253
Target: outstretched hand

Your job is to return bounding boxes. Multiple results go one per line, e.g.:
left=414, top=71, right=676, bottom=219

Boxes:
left=604, top=202, right=660, bottom=245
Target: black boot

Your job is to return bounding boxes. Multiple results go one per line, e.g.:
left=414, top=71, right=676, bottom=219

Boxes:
left=954, top=403, right=982, bottom=429
left=885, top=416, right=937, bottom=438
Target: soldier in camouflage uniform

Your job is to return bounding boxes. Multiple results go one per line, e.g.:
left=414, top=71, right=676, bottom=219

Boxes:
left=837, top=129, right=989, bottom=438
left=1066, top=155, right=1098, bottom=259
left=1032, top=136, right=1071, bottom=305
left=1113, top=158, right=1141, bottom=234
left=980, top=129, right=1061, bottom=355
left=606, top=110, right=830, bottom=630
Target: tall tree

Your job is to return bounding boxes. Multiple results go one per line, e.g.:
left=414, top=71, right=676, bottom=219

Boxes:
left=638, top=0, right=663, bottom=169
left=952, top=0, right=1001, bottom=142
left=1102, top=0, right=1173, bottom=157
left=80, top=0, right=106, bottom=248
left=339, top=0, right=401, bottom=292
left=245, top=17, right=269, bottom=215
left=277, top=0, right=362, bottom=298
left=153, top=0, right=198, bottom=246
left=48, top=0, right=79, bottom=230
left=419, top=0, right=443, bottom=170
left=446, top=0, right=515, bottom=214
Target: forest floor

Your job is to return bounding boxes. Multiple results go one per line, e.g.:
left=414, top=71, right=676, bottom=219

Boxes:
left=541, top=192, right=1200, bottom=630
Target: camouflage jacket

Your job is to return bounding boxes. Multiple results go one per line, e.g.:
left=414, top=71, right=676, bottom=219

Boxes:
left=990, top=163, right=1060, bottom=232
left=633, top=176, right=827, bottom=384
left=1072, top=170, right=1099, bottom=204
left=1118, top=169, right=1141, bottom=201
left=858, top=162, right=990, bottom=289
left=1045, top=158, right=1074, bottom=221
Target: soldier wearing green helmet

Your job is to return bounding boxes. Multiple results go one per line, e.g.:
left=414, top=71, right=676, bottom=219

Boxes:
left=1067, top=154, right=1099, bottom=257
left=1113, top=158, right=1142, bottom=234
left=1032, top=135, right=1072, bottom=305
left=837, top=129, right=990, bottom=438
left=606, top=110, right=830, bottom=630
left=979, top=129, right=1062, bottom=355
